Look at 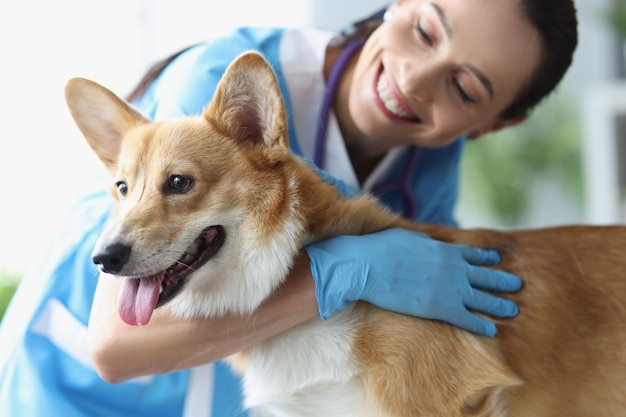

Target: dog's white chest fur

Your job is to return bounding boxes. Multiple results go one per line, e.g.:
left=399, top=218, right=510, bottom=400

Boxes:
left=240, top=306, right=376, bottom=417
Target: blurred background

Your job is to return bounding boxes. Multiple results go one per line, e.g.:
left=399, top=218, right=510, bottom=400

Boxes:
left=1, top=0, right=625, bottom=316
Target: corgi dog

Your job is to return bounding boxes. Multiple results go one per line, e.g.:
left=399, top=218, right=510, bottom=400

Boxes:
left=65, top=51, right=626, bottom=417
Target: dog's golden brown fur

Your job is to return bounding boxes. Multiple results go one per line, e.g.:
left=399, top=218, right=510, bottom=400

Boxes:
left=65, top=51, right=626, bottom=416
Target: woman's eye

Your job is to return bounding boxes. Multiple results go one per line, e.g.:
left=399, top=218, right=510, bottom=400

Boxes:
left=416, top=21, right=433, bottom=45
left=454, top=79, right=476, bottom=104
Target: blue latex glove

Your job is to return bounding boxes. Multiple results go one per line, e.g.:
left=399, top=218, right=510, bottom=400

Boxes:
left=305, top=228, right=522, bottom=337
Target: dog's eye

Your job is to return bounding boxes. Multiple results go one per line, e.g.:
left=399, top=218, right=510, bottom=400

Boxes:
left=116, top=181, right=128, bottom=198
left=167, top=175, right=193, bottom=194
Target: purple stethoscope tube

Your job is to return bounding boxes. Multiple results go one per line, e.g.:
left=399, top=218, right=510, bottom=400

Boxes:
left=313, top=38, right=419, bottom=219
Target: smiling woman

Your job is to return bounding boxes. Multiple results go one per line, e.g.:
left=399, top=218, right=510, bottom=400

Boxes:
left=345, top=0, right=542, bottom=154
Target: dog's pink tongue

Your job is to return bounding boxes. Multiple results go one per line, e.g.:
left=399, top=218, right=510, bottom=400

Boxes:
left=117, top=276, right=161, bottom=326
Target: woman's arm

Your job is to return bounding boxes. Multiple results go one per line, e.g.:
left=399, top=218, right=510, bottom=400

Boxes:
left=88, top=250, right=317, bottom=383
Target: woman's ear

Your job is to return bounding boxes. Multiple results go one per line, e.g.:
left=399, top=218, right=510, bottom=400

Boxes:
left=467, top=115, right=527, bottom=140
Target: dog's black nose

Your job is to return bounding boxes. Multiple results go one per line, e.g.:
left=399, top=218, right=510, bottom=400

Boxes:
left=92, top=243, right=131, bottom=274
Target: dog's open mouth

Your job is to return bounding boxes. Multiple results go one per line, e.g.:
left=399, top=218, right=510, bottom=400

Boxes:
left=117, top=226, right=225, bottom=326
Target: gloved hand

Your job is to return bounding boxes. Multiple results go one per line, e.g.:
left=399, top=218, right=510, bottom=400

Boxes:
left=305, top=228, right=522, bottom=337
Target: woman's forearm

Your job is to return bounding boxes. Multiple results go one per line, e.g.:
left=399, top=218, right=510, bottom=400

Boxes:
left=87, top=251, right=318, bottom=383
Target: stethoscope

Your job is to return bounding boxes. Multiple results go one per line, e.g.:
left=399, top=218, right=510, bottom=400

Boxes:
left=313, top=37, right=420, bottom=219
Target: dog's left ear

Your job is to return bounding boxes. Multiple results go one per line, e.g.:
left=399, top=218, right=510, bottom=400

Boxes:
left=205, top=52, right=290, bottom=162
left=65, top=77, right=149, bottom=175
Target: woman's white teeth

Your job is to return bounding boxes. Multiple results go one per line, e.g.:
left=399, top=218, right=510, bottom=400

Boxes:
left=377, top=73, right=414, bottom=119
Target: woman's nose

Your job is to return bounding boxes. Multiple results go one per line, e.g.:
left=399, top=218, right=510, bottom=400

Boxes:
left=398, top=58, right=441, bottom=103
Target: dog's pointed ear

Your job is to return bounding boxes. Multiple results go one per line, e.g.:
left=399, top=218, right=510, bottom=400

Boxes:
left=204, top=52, right=290, bottom=162
left=65, top=77, right=149, bottom=175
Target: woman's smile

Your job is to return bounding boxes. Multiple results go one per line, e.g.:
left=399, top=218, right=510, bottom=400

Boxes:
left=339, top=0, right=541, bottom=154
left=374, top=65, right=422, bottom=124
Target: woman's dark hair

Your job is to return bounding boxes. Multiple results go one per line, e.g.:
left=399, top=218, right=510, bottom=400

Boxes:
left=500, top=0, right=578, bottom=120
left=127, top=0, right=577, bottom=121
left=336, top=0, right=578, bottom=121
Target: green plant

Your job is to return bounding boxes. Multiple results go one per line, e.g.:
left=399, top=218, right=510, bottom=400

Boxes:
left=0, top=269, right=22, bottom=322
left=460, top=90, right=583, bottom=227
